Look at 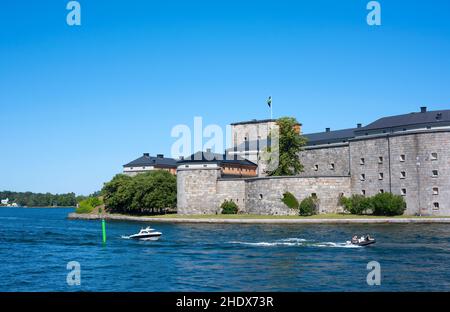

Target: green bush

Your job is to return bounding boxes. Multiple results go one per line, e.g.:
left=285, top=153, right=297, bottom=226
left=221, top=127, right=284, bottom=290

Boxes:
left=371, top=192, right=406, bottom=216
left=340, top=194, right=372, bottom=215
left=76, top=199, right=94, bottom=214
left=75, top=197, right=103, bottom=214
left=221, top=200, right=238, bottom=214
left=299, top=196, right=318, bottom=216
left=281, top=192, right=299, bottom=209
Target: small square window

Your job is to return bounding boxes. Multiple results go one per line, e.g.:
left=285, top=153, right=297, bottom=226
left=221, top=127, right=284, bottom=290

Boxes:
left=433, top=202, right=440, bottom=210
left=433, top=187, right=439, bottom=195
left=314, top=165, right=319, bottom=171
left=379, top=189, right=384, bottom=194
left=361, top=190, right=366, bottom=196
left=400, top=155, right=406, bottom=162
left=360, top=158, right=365, bottom=165
left=431, top=153, right=438, bottom=160
left=360, top=174, right=366, bottom=181
left=378, top=173, right=384, bottom=180
left=330, top=163, right=335, bottom=170
left=378, top=156, right=383, bottom=164
left=400, top=171, right=406, bottom=179
left=401, top=188, right=406, bottom=196
left=432, top=170, right=439, bottom=177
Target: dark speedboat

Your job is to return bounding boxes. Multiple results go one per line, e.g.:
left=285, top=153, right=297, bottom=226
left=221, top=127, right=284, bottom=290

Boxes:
left=347, top=235, right=376, bottom=246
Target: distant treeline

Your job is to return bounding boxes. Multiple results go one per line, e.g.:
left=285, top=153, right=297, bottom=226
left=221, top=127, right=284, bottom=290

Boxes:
left=0, top=191, right=89, bottom=207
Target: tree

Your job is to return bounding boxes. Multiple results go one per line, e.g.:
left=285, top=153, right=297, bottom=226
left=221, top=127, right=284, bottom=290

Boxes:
left=102, top=174, right=133, bottom=213
left=266, top=117, right=307, bottom=176
left=102, top=171, right=177, bottom=215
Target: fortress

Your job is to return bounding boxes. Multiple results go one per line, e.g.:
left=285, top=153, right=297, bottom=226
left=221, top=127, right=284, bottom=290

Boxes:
left=176, top=107, right=450, bottom=216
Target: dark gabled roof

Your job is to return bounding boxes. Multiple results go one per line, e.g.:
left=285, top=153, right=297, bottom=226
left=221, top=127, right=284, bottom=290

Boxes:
left=230, top=119, right=277, bottom=126
left=123, top=154, right=177, bottom=168
left=303, top=128, right=356, bottom=146
left=358, top=109, right=450, bottom=132
left=177, top=151, right=257, bottom=167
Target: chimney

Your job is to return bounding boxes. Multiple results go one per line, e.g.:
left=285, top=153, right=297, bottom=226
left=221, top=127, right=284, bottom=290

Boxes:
left=143, top=153, right=150, bottom=157
left=325, top=127, right=330, bottom=132
left=157, top=154, right=164, bottom=158
left=357, top=123, right=362, bottom=128
left=420, top=106, right=427, bottom=113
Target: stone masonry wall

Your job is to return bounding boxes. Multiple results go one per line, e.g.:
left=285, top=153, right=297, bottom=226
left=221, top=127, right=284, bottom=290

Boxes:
left=245, top=176, right=351, bottom=215
left=349, top=131, right=450, bottom=216
left=389, top=132, right=450, bottom=216
left=349, top=137, right=391, bottom=198
left=299, top=145, right=350, bottom=177
left=177, top=168, right=221, bottom=214
left=216, top=179, right=246, bottom=212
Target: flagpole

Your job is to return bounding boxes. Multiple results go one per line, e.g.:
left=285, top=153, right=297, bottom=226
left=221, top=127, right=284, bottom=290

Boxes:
left=268, top=96, right=273, bottom=120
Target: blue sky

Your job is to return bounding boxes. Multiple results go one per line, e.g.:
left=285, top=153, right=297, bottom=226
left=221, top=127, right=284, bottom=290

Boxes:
left=1, top=0, right=450, bottom=195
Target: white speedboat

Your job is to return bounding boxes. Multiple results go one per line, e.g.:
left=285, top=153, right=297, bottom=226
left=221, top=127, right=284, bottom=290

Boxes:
left=128, top=226, right=162, bottom=241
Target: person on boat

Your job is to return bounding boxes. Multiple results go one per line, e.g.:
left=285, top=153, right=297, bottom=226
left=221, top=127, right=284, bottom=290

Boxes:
left=365, top=234, right=372, bottom=241
left=359, top=235, right=366, bottom=242
left=351, top=235, right=358, bottom=244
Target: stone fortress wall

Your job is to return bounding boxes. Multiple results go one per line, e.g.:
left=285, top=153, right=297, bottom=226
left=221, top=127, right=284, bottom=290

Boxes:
left=177, top=171, right=351, bottom=215
left=177, top=115, right=450, bottom=216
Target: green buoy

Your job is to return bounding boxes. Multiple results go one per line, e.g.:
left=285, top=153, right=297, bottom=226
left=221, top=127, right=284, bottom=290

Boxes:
left=102, top=218, right=106, bottom=244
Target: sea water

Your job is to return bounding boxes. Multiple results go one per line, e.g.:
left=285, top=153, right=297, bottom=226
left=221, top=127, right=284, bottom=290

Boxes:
left=1, top=208, right=450, bottom=291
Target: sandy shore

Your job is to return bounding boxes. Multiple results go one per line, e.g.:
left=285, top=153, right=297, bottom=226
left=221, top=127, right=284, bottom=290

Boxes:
left=68, top=212, right=450, bottom=224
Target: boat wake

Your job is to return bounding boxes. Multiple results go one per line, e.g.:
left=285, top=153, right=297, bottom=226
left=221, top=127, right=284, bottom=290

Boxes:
left=228, top=237, right=361, bottom=248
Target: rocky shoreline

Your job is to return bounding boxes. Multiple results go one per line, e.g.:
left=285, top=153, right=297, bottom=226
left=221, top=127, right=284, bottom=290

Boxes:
left=68, top=212, right=450, bottom=224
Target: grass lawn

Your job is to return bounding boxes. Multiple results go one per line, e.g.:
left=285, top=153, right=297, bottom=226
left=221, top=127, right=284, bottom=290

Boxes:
left=145, top=213, right=447, bottom=219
